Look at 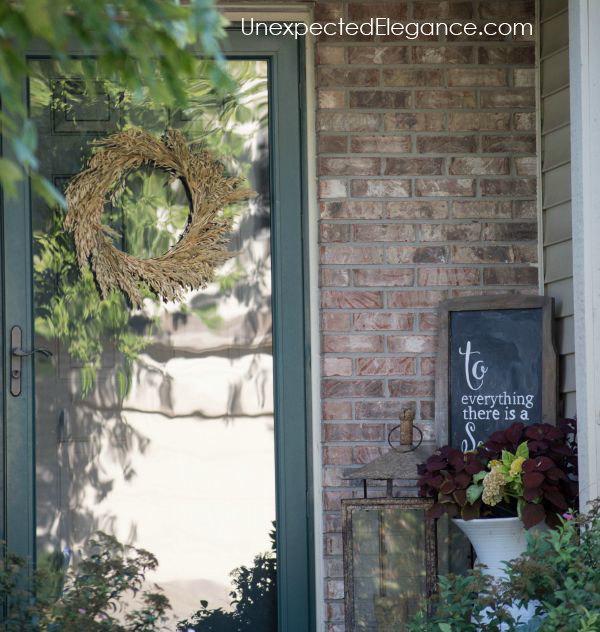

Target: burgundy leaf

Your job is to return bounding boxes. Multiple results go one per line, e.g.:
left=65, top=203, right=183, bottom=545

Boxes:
left=426, top=503, right=446, bottom=520
left=523, top=472, right=545, bottom=488
left=542, top=486, right=568, bottom=511
left=523, top=487, right=540, bottom=502
left=546, top=467, right=567, bottom=482
left=426, top=459, right=446, bottom=472
left=461, top=500, right=482, bottom=521
left=453, top=489, right=467, bottom=507
left=522, top=502, right=545, bottom=529
left=506, top=422, right=525, bottom=445
left=443, top=504, right=459, bottom=518
left=455, top=472, right=472, bottom=489
left=440, top=479, right=456, bottom=495
left=465, top=460, right=485, bottom=475
left=428, top=475, right=444, bottom=489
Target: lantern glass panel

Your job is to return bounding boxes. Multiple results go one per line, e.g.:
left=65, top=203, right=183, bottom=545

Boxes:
left=343, top=498, right=436, bottom=632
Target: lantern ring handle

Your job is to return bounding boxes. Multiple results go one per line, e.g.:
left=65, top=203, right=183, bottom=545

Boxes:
left=387, top=423, right=423, bottom=453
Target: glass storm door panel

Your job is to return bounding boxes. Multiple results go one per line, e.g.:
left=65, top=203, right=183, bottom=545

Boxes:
left=2, top=32, right=312, bottom=632
left=30, top=56, right=274, bottom=627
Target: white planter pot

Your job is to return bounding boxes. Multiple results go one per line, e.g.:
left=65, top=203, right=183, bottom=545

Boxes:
left=452, top=516, right=529, bottom=580
left=453, top=516, right=544, bottom=627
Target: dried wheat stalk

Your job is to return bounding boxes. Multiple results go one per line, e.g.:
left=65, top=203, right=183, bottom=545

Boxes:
left=64, top=128, right=253, bottom=307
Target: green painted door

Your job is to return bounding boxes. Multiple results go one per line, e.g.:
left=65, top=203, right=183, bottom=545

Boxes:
left=1, top=29, right=313, bottom=631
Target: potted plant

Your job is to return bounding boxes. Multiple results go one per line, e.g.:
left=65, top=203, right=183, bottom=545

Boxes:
left=417, top=420, right=578, bottom=580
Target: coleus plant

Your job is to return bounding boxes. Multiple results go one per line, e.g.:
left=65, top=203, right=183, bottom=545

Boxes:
left=417, top=419, right=578, bottom=529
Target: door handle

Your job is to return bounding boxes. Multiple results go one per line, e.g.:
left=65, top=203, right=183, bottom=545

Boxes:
left=10, top=325, right=53, bottom=397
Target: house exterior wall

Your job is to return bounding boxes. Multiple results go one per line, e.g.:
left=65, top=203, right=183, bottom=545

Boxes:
left=539, top=0, right=575, bottom=417
left=313, top=1, right=538, bottom=629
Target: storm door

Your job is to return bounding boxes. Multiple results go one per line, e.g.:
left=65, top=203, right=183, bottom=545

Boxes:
left=1, top=31, right=312, bottom=631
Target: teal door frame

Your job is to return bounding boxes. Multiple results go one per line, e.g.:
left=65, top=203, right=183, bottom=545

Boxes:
left=0, top=28, right=315, bottom=632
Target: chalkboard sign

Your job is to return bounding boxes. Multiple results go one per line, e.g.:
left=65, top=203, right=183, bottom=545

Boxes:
left=435, top=295, right=557, bottom=450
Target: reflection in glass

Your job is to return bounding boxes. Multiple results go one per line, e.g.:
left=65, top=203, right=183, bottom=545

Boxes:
left=29, top=58, right=275, bottom=628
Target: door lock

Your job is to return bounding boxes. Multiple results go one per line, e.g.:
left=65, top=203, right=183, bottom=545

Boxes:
left=10, top=326, right=53, bottom=397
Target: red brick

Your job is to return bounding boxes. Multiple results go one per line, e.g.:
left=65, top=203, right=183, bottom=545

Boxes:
left=353, top=312, right=414, bottom=331
left=416, top=90, right=476, bottom=108
left=388, top=335, right=437, bottom=353
left=353, top=223, right=415, bottom=242
left=320, top=224, right=351, bottom=243
left=383, top=68, right=443, bottom=87
left=412, top=46, right=474, bottom=64
left=314, top=3, right=343, bottom=22
left=320, top=245, right=384, bottom=264
left=481, top=89, right=536, bottom=108
left=421, top=357, right=436, bottom=375
left=323, top=446, right=353, bottom=465
left=353, top=268, right=415, bottom=287
left=323, top=490, right=352, bottom=511
left=321, top=290, right=383, bottom=309
left=318, top=67, right=379, bottom=87
left=351, top=179, right=411, bottom=198
left=356, top=357, right=416, bottom=375
left=452, top=200, right=512, bottom=218
left=386, top=245, right=449, bottom=264
left=420, top=223, right=481, bottom=241
left=448, top=112, right=511, bottom=131
left=355, top=400, right=416, bottom=420
left=351, top=135, right=411, bottom=153
left=321, top=268, right=350, bottom=286
left=323, top=357, right=353, bottom=377
left=322, top=399, right=352, bottom=420
left=322, top=312, right=352, bottom=331
left=348, top=2, right=408, bottom=21
left=418, top=267, right=480, bottom=286
left=513, top=244, right=537, bottom=263
left=481, top=178, right=536, bottom=197
left=482, top=135, right=536, bottom=153
left=416, top=178, right=476, bottom=197
left=317, top=45, right=345, bottom=65
left=320, top=157, right=381, bottom=176
left=479, top=1, right=534, bottom=20
left=319, top=135, right=348, bottom=153
left=353, top=446, right=385, bottom=464
left=514, top=68, right=535, bottom=88
left=420, top=401, right=435, bottom=420
left=414, top=1, right=474, bottom=19
left=448, top=68, right=508, bottom=86
left=513, top=200, right=537, bottom=218
left=322, top=379, right=384, bottom=398
left=384, top=112, right=444, bottom=131
left=323, top=335, right=384, bottom=354
left=514, top=157, right=537, bottom=176
left=348, top=46, right=409, bottom=65
left=387, top=290, right=448, bottom=308
left=319, top=90, right=345, bottom=109
left=416, top=136, right=476, bottom=153
left=387, top=200, right=448, bottom=219
left=513, top=112, right=536, bottom=131
left=482, top=222, right=537, bottom=241
left=349, top=91, right=412, bottom=109
left=319, top=179, right=347, bottom=198
left=389, top=379, right=435, bottom=397
left=318, top=112, right=381, bottom=132
left=483, top=267, right=538, bottom=285
left=449, top=157, right=509, bottom=175
left=321, top=200, right=385, bottom=219
left=385, top=157, right=444, bottom=175
left=451, top=245, right=514, bottom=264
left=323, top=422, right=385, bottom=441
left=418, top=312, right=439, bottom=332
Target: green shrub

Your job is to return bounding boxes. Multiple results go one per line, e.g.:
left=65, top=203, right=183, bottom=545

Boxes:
left=409, top=500, right=600, bottom=632
left=0, top=533, right=170, bottom=631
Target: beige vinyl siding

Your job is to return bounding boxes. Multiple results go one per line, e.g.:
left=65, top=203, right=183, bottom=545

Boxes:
left=540, top=0, right=575, bottom=416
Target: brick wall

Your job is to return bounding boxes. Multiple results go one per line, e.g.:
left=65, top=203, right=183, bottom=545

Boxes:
left=315, top=1, right=537, bottom=629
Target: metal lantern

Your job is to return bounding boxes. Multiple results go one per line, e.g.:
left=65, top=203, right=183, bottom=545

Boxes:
left=341, top=409, right=438, bottom=631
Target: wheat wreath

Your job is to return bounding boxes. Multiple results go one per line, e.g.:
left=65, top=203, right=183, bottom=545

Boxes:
left=64, top=127, right=253, bottom=307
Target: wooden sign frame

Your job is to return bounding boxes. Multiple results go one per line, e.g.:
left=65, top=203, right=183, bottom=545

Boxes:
left=435, top=294, right=558, bottom=447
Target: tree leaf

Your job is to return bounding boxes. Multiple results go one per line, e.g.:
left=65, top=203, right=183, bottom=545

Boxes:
left=516, top=441, right=529, bottom=460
